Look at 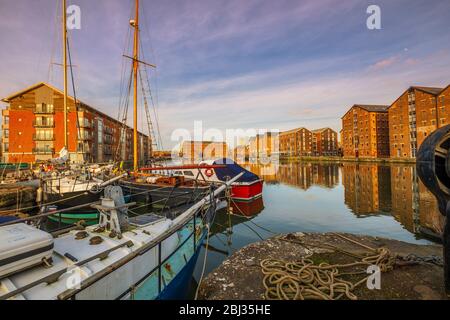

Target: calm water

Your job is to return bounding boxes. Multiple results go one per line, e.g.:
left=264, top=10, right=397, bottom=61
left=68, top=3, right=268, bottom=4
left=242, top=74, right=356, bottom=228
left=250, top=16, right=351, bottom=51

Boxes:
left=193, top=161, right=444, bottom=281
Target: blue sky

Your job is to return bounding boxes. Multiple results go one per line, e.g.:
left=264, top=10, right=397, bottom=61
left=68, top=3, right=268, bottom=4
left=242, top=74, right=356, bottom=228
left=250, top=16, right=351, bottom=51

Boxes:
left=0, top=0, right=449, bottom=149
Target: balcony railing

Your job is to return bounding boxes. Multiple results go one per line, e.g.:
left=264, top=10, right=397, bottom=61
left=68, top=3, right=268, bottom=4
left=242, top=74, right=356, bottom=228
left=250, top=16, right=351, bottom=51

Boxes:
left=34, top=107, right=55, bottom=114
left=33, top=147, right=55, bottom=154
left=33, top=134, right=55, bottom=141
left=33, top=120, right=55, bottom=128
left=79, top=136, right=92, bottom=141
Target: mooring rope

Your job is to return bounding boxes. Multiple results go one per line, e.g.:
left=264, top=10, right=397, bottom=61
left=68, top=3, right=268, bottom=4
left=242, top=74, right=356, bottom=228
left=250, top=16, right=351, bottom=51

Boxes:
left=261, top=236, right=396, bottom=300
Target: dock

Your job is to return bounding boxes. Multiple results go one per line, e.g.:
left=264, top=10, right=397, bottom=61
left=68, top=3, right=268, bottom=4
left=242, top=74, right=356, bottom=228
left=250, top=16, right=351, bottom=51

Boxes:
left=198, top=232, right=446, bottom=300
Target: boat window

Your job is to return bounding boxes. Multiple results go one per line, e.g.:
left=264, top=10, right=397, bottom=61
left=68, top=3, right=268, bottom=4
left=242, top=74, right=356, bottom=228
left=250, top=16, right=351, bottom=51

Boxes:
left=183, top=171, right=194, bottom=176
left=174, top=171, right=182, bottom=175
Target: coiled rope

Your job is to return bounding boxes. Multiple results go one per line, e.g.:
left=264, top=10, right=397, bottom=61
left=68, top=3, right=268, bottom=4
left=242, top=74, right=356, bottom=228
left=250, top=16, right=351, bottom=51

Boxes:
left=261, top=234, right=396, bottom=300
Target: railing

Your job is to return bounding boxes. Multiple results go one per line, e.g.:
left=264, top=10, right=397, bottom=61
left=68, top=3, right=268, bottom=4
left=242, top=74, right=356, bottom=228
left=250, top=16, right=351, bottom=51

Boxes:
left=34, top=107, right=55, bottom=114
left=33, top=120, right=55, bottom=128
left=33, top=134, right=55, bottom=141
left=78, top=134, right=92, bottom=141
left=0, top=171, right=238, bottom=300
left=33, top=147, right=55, bottom=154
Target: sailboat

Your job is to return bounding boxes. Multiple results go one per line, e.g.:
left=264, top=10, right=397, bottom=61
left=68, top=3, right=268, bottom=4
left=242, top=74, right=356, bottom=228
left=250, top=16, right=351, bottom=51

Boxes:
left=116, top=0, right=215, bottom=212
left=37, top=1, right=114, bottom=224
left=0, top=0, right=236, bottom=299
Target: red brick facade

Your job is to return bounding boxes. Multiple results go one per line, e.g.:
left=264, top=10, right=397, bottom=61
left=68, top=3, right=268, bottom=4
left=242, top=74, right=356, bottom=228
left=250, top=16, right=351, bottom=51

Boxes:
left=311, top=128, right=338, bottom=156
left=341, top=105, right=390, bottom=158
left=388, top=86, right=442, bottom=158
left=279, top=128, right=312, bottom=157
left=1, top=82, right=151, bottom=163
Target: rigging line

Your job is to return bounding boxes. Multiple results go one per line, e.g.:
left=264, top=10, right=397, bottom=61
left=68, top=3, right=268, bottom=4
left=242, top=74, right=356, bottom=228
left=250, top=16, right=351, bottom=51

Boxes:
left=138, top=68, right=158, bottom=151
left=117, top=14, right=134, bottom=123
left=115, top=1, right=136, bottom=162
left=67, top=35, right=84, bottom=161
left=48, top=0, right=61, bottom=83
left=115, top=67, right=134, bottom=161
left=137, top=13, right=163, bottom=150
left=139, top=43, right=163, bottom=150
left=140, top=2, right=161, bottom=114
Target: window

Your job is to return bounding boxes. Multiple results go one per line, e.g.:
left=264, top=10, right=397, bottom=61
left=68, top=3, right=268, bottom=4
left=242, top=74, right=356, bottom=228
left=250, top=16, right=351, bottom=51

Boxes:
left=3, top=143, right=9, bottom=152
left=4, top=129, right=9, bottom=138
left=4, top=116, right=9, bottom=125
left=183, top=171, right=194, bottom=177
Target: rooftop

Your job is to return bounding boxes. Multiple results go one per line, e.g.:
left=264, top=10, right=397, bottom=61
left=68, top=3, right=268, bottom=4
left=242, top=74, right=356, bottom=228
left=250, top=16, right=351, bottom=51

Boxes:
left=1, top=82, right=149, bottom=137
left=411, top=86, right=444, bottom=95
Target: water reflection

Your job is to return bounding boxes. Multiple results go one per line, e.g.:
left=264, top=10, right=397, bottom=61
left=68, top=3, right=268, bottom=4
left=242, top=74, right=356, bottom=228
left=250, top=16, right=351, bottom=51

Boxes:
left=194, top=161, right=445, bottom=285
left=246, top=162, right=339, bottom=189
left=244, top=162, right=444, bottom=240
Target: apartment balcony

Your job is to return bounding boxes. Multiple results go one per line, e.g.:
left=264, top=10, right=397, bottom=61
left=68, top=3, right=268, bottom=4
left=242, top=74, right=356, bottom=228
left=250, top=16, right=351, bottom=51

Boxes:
left=33, top=134, right=55, bottom=141
left=78, top=135, right=92, bottom=141
left=77, top=147, right=91, bottom=154
left=34, top=107, right=55, bottom=114
left=33, top=147, right=55, bottom=155
left=33, top=120, right=55, bottom=128
left=78, top=121, right=93, bottom=129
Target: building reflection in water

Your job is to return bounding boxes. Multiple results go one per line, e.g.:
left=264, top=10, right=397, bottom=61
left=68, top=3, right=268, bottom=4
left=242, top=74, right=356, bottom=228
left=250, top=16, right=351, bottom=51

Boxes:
left=342, top=164, right=391, bottom=215
left=342, top=163, right=444, bottom=237
left=246, top=162, right=339, bottom=190
left=242, top=161, right=444, bottom=240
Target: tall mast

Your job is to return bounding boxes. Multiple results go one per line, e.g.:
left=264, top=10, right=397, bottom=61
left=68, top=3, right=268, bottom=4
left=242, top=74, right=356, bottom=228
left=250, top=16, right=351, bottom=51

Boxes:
left=62, top=0, right=68, bottom=149
left=132, top=0, right=140, bottom=171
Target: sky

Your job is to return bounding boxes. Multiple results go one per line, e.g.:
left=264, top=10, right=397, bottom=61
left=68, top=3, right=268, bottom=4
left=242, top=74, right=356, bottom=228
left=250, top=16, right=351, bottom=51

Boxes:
left=0, top=0, right=449, bottom=149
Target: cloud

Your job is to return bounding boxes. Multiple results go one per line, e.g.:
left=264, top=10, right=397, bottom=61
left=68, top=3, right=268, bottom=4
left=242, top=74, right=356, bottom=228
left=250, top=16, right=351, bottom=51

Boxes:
left=369, top=55, right=399, bottom=70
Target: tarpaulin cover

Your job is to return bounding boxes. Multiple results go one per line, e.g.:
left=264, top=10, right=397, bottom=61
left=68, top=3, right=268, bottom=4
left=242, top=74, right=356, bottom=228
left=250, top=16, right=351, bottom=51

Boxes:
left=212, top=158, right=260, bottom=183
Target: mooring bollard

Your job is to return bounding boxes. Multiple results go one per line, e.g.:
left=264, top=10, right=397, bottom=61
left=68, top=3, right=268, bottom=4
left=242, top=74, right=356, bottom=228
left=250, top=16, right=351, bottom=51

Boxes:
left=416, top=124, right=450, bottom=296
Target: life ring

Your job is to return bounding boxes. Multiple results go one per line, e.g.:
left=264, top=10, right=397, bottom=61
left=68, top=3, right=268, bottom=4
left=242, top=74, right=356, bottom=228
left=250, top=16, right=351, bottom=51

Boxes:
left=204, top=168, right=214, bottom=178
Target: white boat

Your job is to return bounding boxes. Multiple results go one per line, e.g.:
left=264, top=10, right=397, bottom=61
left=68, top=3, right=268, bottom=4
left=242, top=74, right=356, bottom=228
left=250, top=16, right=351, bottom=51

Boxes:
left=0, top=173, right=241, bottom=300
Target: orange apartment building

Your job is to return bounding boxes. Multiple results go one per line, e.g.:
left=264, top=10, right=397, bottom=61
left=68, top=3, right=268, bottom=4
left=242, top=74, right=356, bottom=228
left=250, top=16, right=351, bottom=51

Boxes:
left=341, top=104, right=390, bottom=158
left=311, top=127, right=338, bottom=156
left=388, top=86, right=443, bottom=159
left=180, top=140, right=228, bottom=161
left=1, top=82, right=151, bottom=164
left=279, top=127, right=312, bottom=157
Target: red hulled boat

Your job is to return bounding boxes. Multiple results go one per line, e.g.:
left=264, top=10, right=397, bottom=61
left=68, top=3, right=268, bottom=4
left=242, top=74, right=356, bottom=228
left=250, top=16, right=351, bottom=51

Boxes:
left=141, top=159, right=263, bottom=202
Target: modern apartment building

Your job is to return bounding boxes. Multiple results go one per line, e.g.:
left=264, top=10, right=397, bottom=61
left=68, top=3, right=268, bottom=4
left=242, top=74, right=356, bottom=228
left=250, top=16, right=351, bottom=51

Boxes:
left=341, top=104, right=390, bottom=158
left=1, top=82, right=151, bottom=164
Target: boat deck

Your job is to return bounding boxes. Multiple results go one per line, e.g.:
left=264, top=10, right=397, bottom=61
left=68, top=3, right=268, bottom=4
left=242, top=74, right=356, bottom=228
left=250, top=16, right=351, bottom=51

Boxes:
left=0, top=215, right=180, bottom=300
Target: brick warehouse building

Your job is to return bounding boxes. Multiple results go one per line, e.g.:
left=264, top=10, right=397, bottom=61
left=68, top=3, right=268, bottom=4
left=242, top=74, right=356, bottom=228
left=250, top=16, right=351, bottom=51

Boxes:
left=279, top=128, right=312, bottom=157
left=180, top=140, right=228, bottom=161
left=438, top=85, right=450, bottom=129
left=1, top=82, right=151, bottom=164
left=311, top=127, right=338, bottom=156
left=388, top=86, right=443, bottom=159
left=341, top=104, right=390, bottom=158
